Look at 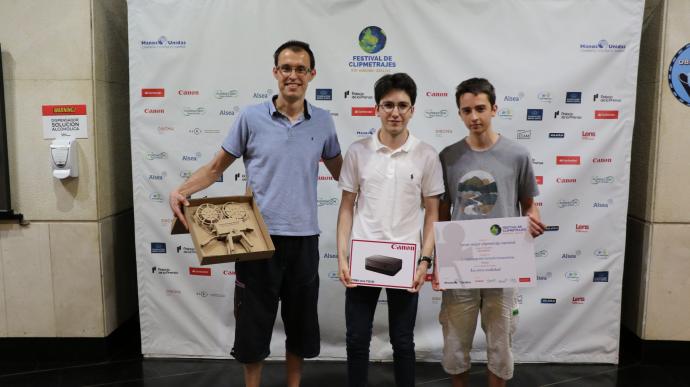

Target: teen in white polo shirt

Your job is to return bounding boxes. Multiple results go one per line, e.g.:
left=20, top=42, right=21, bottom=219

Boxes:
left=336, top=73, right=444, bottom=387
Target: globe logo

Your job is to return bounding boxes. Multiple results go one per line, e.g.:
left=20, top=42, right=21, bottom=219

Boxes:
left=358, top=26, right=387, bottom=54
left=490, top=224, right=502, bottom=236
left=598, top=39, right=608, bottom=49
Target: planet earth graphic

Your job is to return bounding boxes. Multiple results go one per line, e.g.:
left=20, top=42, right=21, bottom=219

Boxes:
left=359, top=26, right=387, bottom=54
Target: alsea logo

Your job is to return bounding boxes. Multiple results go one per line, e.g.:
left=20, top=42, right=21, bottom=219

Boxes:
left=253, top=89, right=273, bottom=99
left=425, top=109, right=448, bottom=118
left=182, top=152, right=202, bottom=161
left=315, top=89, right=332, bottom=101
left=561, top=250, right=581, bottom=259
left=219, top=106, right=241, bottom=116
left=147, top=171, right=167, bottom=181
left=504, top=92, right=524, bottom=102
left=322, top=252, right=338, bottom=259
left=565, top=92, right=582, bottom=104
left=526, top=109, right=543, bottom=121
left=140, top=36, right=187, bottom=49
left=593, top=199, right=612, bottom=208
left=537, top=272, right=552, bottom=281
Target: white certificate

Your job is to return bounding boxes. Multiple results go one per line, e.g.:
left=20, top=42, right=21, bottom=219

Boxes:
left=434, top=216, right=536, bottom=289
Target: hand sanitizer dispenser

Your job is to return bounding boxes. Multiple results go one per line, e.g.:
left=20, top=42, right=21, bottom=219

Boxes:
left=50, top=137, right=78, bottom=179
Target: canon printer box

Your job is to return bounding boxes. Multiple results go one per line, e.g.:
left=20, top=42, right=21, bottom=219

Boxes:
left=349, top=239, right=418, bottom=289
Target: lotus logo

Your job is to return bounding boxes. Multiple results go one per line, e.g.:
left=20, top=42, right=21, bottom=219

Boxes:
left=146, top=152, right=168, bottom=160
left=424, top=109, right=448, bottom=118
left=591, top=176, right=615, bottom=184
left=215, top=90, right=239, bottom=99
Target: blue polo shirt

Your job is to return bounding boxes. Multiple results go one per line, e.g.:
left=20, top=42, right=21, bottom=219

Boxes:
left=221, top=96, right=341, bottom=236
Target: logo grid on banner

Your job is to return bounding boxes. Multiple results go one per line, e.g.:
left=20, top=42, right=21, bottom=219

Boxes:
left=128, top=0, right=643, bottom=363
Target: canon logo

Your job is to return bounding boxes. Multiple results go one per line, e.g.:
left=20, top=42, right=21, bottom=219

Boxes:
left=556, top=178, right=577, bottom=183
left=426, top=91, right=448, bottom=97
left=144, top=108, right=165, bottom=114
left=391, top=244, right=415, bottom=251
left=592, top=157, right=612, bottom=163
left=178, top=90, right=200, bottom=95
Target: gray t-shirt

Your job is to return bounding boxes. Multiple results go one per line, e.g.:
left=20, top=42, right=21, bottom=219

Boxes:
left=439, top=135, right=538, bottom=220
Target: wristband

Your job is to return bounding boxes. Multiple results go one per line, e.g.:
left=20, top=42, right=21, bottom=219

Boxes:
left=417, top=255, right=433, bottom=269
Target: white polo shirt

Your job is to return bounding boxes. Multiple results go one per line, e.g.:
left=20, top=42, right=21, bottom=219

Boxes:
left=339, top=129, right=445, bottom=250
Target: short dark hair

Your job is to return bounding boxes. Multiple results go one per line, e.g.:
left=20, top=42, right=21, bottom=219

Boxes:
left=273, top=40, right=315, bottom=69
left=455, top=78, right=496, bottom=108
left=374, top=73, right=417, bottom=105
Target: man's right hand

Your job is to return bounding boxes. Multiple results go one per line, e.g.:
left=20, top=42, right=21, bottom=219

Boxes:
left=169, top=190, right=190, bottom=229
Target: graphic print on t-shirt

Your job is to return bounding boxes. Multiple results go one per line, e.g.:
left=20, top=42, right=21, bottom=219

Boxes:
left=457, top=170, right=498, bottom=216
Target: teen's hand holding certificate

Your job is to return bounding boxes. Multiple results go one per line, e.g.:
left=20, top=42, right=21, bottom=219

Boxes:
left=433, top=216, right=537, bottom=289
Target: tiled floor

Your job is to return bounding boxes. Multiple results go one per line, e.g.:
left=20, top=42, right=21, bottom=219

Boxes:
left=0, top=322, right=687, bottom=387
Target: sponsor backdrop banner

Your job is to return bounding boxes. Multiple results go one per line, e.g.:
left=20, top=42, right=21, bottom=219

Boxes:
left=128, top=0, right=643, bottom=363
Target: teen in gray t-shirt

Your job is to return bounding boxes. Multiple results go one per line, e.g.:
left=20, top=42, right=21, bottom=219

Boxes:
left=435, top=78, right=544, bottom=387
left=439, top=135, right=538, bottom=221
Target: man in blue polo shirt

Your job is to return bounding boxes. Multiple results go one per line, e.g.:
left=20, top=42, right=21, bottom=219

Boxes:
left=169, top=40, right=342, bottom=387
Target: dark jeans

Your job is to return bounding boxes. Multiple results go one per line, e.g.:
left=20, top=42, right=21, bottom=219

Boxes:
left=345, top=286, right=419, bottom=387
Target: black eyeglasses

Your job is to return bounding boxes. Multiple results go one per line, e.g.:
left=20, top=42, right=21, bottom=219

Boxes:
left=277, top=65, right=311, bottom=76
left=378, top=102, right=412, bottom=114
